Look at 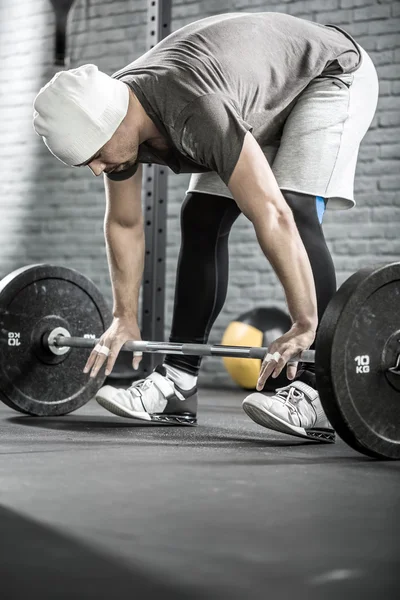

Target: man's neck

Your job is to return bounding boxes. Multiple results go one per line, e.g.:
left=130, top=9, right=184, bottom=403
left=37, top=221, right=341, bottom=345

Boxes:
left=129, top=89, right=163, bottom=145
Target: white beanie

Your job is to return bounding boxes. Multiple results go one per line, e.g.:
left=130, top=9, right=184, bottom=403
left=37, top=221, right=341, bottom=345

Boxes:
left=33, top=64, right=129, bottom=166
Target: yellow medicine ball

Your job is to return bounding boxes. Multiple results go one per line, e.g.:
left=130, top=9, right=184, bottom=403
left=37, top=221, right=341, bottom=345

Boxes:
left=222, top=307, right=291, bottom=391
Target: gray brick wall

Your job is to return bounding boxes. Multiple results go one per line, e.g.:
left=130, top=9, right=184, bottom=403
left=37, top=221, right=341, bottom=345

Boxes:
left=0, top=0, right=399, bottom=388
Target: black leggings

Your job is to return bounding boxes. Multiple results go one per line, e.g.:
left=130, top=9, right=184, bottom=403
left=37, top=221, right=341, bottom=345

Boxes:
left=164, top=190, right=337, bottom=377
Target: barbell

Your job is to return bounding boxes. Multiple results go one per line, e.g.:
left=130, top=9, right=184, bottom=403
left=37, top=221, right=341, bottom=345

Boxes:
left=50, top=335, right=316, bottom=361
left=0, top=262, right=399, bottom=460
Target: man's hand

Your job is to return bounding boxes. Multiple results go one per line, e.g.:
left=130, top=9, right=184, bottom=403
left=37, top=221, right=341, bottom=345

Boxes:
left=83, top=317, right=143, bottom=378
left=256, top=323, right=316, bottom=390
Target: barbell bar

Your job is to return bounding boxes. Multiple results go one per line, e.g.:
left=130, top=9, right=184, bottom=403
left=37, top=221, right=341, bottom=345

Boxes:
left=0, top=262, right=399, bottom=460
left=51, top=334, right=316, bottom=362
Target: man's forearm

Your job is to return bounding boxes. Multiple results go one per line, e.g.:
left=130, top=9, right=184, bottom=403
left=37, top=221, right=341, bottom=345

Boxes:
left=104, top=221, right=145, bottom=320
left=253, top=205, right=318, bottom=330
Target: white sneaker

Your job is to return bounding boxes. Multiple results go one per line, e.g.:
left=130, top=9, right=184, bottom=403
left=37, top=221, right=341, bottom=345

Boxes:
left=96, top=365, right=197, bottom=425
left=242, top=380, right=335, bottom=443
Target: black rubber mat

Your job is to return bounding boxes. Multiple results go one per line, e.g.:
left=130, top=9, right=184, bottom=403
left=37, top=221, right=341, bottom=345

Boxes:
left=1, top=389, right=399, bottom=599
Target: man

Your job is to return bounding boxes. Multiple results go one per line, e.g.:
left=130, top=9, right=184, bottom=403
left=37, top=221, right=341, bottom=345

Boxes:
left=33, top=12, right=378, bottom=440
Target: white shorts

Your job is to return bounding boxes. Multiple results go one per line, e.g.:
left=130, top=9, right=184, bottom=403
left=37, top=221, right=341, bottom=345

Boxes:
left=187, top=44, right=379, bottom=211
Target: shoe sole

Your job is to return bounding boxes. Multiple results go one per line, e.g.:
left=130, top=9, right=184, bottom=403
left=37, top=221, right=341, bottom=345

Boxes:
left=96, top=396, right=197, bottom=426
left=242, top=400, right=335, bottom=443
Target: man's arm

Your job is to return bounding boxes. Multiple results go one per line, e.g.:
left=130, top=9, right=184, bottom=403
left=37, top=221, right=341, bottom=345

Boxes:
left=83, top=165, right=144, bottom=377
left=103, top=164, right=144, bottom=320
left=228, top=132, right=318, bottom=331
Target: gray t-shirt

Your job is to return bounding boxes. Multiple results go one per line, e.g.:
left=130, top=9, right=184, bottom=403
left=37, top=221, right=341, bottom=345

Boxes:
left=107, top=12, right=361, bottom=184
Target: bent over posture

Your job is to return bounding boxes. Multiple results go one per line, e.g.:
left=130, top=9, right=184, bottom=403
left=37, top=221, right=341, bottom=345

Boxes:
left=33, top=12, right=378, bottom=441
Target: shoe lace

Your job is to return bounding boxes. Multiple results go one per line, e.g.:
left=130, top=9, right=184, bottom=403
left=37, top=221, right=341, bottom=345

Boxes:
left=274, top=385, right=305, bottom=414
left=127, top=373, right=183, bottom=401
left=128, top=377, right=155, bottom=398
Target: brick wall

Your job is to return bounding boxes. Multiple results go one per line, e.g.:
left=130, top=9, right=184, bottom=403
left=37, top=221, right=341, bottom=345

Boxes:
left=0, top=0, right=398, bottom=388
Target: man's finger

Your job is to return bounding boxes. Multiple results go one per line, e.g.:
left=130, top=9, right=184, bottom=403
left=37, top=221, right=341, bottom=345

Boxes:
left=132, top=351, right=143, bottom=370
left=83, top=348, right=99, bottom=373
left=271, top=350, right=299, bottom=379
left=257, top=353, right=280, bottom=390
left=104, top=342, right=127, bottom=376
left=256, top=363, right=275, bottom=390
left=104, top=348, right=118, bottom=376
left=89, top=355, right=107, bottom=378
left=286, top=361, right=298, bottom=381
left=89, top=344, right=111, bottom=378
left=84, top=342, right=106, bottom=374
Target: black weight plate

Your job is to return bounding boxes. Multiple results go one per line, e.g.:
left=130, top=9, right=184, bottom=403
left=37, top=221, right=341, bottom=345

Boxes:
left=316, top=262, right=400, bottom=460
left=0, top=264, right=112, bottom=416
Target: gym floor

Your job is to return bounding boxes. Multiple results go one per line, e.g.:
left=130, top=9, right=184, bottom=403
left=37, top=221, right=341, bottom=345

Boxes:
left=1, top=388, right=399, bottom=600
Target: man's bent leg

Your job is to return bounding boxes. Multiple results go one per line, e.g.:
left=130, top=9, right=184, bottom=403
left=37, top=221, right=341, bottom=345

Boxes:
left=165, top=192, right=241, bottom=376
left=282, top=190, right=336, bottom=383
